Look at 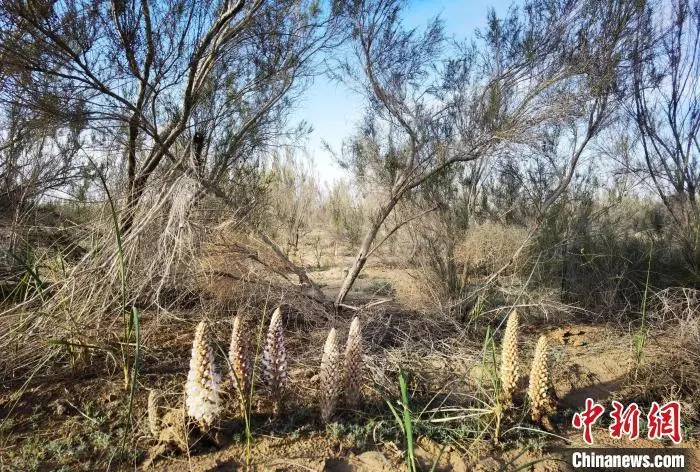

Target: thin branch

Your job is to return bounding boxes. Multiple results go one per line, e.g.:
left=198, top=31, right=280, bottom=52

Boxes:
left=366, top=205, right=440, bottom=259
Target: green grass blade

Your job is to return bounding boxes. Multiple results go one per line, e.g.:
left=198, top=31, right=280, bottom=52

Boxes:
left=0, top=248, right=45, bottom=300
left=634, top=243, right=653, bottom=379
left=384, top=398, right=405, bottom=435
left=398, top=370, right=416, bottom=472
left=127, top=306, right=141, bottom=427
left=86, top=156, right=126, bottom=308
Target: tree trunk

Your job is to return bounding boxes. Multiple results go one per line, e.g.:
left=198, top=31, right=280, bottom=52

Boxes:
left=334, top=199, right=396, bottom=310
left=120, top=172, right=149, bottom=235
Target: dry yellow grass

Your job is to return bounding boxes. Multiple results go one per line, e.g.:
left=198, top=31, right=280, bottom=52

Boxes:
left=455, top=223, right=529, bottom=277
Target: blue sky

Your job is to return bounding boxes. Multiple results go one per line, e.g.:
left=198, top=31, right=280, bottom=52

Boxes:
left=292, top=0, right=516, bottom=185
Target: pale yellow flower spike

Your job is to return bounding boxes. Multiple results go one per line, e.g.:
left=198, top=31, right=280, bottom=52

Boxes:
left=229, top=315, right=252, bottom=416
left=344, top=316, right=363, bottom=408
left=320, top=328, right=341, bottom=422
left=499, top=310, right=519, bottom=407
left=262, top=307, right=288, bottom=414
left=185, top=321, right=222, bottom=430
left=528, top=335, right=556, bottom=427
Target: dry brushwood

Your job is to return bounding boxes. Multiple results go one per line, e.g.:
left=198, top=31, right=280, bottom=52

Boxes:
left=499, top=310, right=519, bottom=407
left=343, top=316, right=363, bottom=408
left=185, top=320, right=222, bottom=430
left=148, top=389, right=161, bottom=438
left=320, top=328, right=341, bottom=422
left=262, top=307, right=288, bottom=413
left=228, top=315, right=252, bottom=415
left=528, top=335, right=556, bottom=429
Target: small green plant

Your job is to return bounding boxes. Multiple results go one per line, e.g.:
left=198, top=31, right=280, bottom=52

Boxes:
left=125, top=306, right=140, bottom=430
left=243, top=294, right=274, bottom=465
left=633, top=244, right=653, bottom=380
left=469, top=294, right=486, bottom=322
left=90, top=158, right=138, bottom=392
left=399, top=370, right=417, bottom=472
left=382, top=369, right=457, bottom=472
left=324, top=420, right=380, bottom=450
left=425, top=323, right=518, bottom=448
left=479, top=325, right=507, bottom=442
left=0, top=245, right=46, bottom=302
left=385, top=369, right=417, bottom=472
